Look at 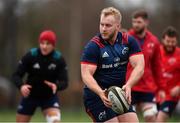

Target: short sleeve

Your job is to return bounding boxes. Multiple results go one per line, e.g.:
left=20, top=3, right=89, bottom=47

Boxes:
left=128, top=36, right=142, bottom=56
left=81, top=41, right=100, bottom=65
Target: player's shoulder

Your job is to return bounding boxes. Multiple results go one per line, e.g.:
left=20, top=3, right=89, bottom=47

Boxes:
left=146, top=30, right=159, bottom=43
left=21, top=48, right=38, bottom=59
left=176, top=47, right=180, bottom=52
left=29, top=48, right=62, bottom=60
left=30, top=48, right=38, bottom=57
left=174, top=47, right=180, bottom=56
left=125, top=33, right=138, bottom=44
left=89, top=34, right=105, bottom=48
left=52, top=50, right=62, bottom=60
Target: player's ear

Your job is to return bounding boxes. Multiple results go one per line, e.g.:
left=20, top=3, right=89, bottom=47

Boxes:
left=145, top=19, right=149, bottom=27
left=117, top=23, right=121, bottom=31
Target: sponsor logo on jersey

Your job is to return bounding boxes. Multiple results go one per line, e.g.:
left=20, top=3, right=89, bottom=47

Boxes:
left=33, top=63, right=40, bottom=69
left=102, top=52, right=109, bottom=58
left=102, top=61, right=128, bottom=69
left=114, top=57, right=120, bottom=62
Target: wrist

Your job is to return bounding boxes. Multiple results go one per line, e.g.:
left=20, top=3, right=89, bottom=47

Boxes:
left=97, top=89, right=104, bottom=97
left=124, top=82, right=133, bottom=88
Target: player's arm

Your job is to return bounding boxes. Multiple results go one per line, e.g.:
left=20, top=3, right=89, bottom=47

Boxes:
left=81, top=41, right=111, bottom=107
left=11, top=52, right=32, bottom=97
left=44, top=57, right=68, bottom=93
left=170, top=57, right=180, bottom=97
left=126, top=54, right=144, bottom=88
left=170, top=84, right=180, bottom=97
left=123, top=36, right=144, bottom=104
left=81, top=64, right=101, bottom=95
left=123, top=54, right=144, bottom=104
left=152, top=41, right=165, bottom=90
left=56, top=57, right=68, bottom=91
left=81, top=63, right=111, bottom=107
left=11, top=52, right=30, bottom=89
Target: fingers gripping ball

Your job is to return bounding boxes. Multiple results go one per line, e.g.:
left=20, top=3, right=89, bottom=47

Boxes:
left=107, top=86, right=130, bottom=114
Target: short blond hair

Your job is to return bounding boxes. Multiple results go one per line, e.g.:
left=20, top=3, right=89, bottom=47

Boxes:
left=101, top=7, right=122, bottom=24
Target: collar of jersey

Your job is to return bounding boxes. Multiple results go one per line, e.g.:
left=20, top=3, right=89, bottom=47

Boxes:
left=98, top=32, right=122, bottom=45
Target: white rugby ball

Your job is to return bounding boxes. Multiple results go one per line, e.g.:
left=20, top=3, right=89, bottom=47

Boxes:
left=107, top=86, right=129, bottom=114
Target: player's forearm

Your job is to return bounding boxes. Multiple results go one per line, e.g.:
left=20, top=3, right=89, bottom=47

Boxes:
left=57, top=72, right=68, bottom=91
left=126, top=63, right=144, bottom=88
left=56, top=80, right=68, bottom=91
left=82, top=74, right=103, bottom=96
left=11, top=73, right=23, bottom=89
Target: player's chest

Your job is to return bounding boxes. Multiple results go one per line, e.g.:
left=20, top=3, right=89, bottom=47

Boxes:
left=163, top=56, right=178, bottom=70
left=141, top=41, right=155, bottom=58
left=99, top=44, right=129, bottom=65
left=29, top=58, right=58, bottom=75
left=162, top=56, right=179, bottom=78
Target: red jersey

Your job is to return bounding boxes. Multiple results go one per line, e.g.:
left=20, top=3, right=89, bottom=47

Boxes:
left=160, top=46, right=180, bottom=102
left=127, top=29, right=162, bottom=93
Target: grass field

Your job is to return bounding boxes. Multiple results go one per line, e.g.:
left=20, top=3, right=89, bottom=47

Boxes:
left=0, top=108, right=91, bottom=122
left=0, top=108, right=179, bottom=122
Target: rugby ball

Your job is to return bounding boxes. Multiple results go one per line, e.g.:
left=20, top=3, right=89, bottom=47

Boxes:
left=107, top=86, right=129, bottom=114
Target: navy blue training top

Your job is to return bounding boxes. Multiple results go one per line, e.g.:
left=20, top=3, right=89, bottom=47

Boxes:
left=81, top=32, right=141, bottom=99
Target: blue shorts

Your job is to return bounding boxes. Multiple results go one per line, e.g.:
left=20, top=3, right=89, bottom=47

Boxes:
left=131, top=91, right=155, bottom=105
left=84, top=96, right=135, bottom=122
left=17, top=95, right=60, bottom=115
left=158, top=101, right=177, bottom=117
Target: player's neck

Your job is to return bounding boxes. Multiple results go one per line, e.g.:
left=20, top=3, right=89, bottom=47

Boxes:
left=137, top=31, right=146, bottom=39
left=108, top=32, right=118, bottom=45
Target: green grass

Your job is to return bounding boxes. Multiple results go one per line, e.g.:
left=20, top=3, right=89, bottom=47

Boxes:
left=0, top=108, right=91, bottom=122
left=136, top=113, right=180, bottom=122
left=0, top=108, right=179, bottom=122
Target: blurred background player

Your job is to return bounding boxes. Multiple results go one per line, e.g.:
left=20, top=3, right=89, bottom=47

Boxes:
left=156, top=26, right=180, bottom=122
left=126, top=10, right=163, bottom=122
left=12, top=30, right=68, bottom=123
left=81, top=7, right=144, bottom=122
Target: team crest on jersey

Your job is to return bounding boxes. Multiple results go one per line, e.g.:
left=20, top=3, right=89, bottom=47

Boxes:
left=147, top=42, right=155, bottom=48
left=98, top=110, right=106, bottom=121
left=48, top=63, right=56, bottom=70
left=163, top=107, right=169, bottom=112
left=122, top=47, right=129, bottom=55
left=33, top=63, right=40, bottom=69
left=168, top=57, right=176, bottom=65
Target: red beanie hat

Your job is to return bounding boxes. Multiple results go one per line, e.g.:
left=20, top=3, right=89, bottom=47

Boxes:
left=39, top=30, right=57, bottom=46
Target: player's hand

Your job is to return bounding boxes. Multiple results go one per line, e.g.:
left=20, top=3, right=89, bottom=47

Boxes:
left=170, top=86, right=180, bottom=97
left=122, top=84, right=131, bottom=104
left=158, top=90, right=166, bottom=103
left=99, top=89, right=112, bottom=108
left=20, top=84, right=32, bottom=97
left=44, top=80, right=57, bottom=94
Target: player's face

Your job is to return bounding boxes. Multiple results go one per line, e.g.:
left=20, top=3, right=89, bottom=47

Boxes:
left=39, top=40, right=54, bottom=55
left=162, top=35, right=177, bottom=53
left=100, top=15, right=120, bottom=41
left=132, top=17, right=147, bottom=34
